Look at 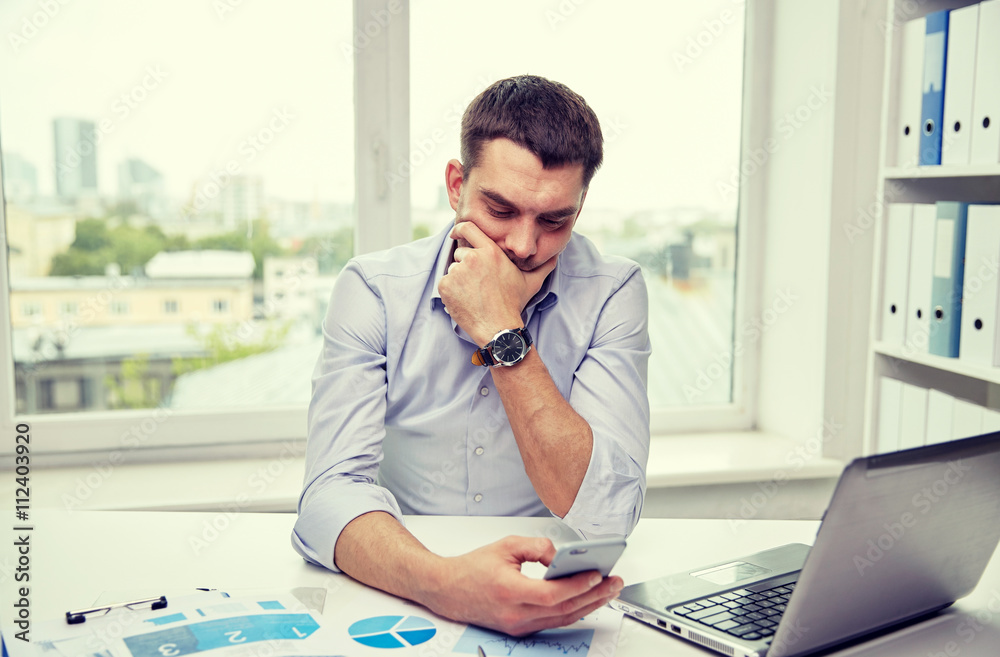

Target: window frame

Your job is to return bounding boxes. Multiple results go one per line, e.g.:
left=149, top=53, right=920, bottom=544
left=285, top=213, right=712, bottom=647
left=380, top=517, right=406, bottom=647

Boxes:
left=0, top=0, right=766, bottom=460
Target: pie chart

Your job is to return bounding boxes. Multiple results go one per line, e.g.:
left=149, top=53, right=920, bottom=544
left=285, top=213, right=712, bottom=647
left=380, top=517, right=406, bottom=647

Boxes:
left=348, top=615, right=437, bottom=649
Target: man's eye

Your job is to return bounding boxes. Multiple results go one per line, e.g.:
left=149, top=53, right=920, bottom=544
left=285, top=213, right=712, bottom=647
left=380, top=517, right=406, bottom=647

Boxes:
left=540, top=219, right=565, bottom=230
left=487, top=206, right=514, bottom=218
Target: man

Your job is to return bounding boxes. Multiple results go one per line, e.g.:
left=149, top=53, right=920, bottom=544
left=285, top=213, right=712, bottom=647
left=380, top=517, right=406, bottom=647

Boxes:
left=293, top=75, right=650, bottom=635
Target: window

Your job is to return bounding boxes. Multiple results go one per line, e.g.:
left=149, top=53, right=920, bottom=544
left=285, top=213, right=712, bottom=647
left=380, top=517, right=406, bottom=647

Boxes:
left=1, top=0, right=760, bottom=454
left=0, top=0, right=354, bottom=444
left=410, top=1, right=748, bottom=428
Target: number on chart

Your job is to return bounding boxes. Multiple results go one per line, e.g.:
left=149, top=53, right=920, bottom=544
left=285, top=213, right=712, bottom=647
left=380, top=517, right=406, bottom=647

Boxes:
left=225, top=631, right=246, bottom=643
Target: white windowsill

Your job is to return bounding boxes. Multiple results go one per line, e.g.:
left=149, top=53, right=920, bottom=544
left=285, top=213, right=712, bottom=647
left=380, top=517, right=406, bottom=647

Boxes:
left=646, top=431, right=843, bottom=488
left=11, top=432, right=843, bottom=514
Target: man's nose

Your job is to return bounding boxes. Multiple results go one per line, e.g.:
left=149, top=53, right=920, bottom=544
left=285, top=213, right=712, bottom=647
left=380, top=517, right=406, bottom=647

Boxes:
left=505, top=219, right=538, bottom=260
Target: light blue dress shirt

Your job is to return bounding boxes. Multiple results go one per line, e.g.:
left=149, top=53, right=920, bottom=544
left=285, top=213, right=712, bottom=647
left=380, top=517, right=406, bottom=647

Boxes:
left=292, top=221, right=651, bottom=571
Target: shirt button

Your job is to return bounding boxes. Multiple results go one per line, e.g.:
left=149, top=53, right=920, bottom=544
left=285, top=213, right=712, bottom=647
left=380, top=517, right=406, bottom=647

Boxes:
left=475, top=446, right=484, bottom=456
left=480, top=387, right=489, bottom=396
left=474, top=494, right=483, bottom=503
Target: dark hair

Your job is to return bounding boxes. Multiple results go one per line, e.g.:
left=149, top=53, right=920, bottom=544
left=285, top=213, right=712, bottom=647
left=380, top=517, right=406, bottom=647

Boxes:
left=460, top=75, right=604, bottom=188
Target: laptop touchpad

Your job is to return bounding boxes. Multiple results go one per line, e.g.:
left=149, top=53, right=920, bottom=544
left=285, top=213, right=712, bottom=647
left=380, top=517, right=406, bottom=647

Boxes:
left=690, top=561, right=772, bottom=585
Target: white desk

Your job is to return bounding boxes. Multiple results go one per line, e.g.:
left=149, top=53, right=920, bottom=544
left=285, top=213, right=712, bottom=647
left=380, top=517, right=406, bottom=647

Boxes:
left=5, top=511, right=1000, bottom=655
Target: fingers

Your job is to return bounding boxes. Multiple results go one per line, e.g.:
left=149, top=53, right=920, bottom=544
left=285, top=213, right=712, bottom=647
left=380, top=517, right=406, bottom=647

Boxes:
left=527, top=590, right=621, bottom=635
left=499, top=536, right=556, bottom=566
left=443, top=537, right=624, bottom=637
left=514, top=569, right=609, bottom=606
left=450, top=220, right=492, bottom=249
left=507, top=575, right=624, bottom=636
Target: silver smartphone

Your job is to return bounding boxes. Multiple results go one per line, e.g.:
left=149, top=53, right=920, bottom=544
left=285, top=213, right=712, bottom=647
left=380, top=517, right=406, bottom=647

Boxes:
left=543, top=537, right=627, bottom=580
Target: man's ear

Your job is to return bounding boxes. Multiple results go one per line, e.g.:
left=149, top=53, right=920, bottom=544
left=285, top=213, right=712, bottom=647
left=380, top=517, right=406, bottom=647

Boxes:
left=445, top=159, right=464, bottom=212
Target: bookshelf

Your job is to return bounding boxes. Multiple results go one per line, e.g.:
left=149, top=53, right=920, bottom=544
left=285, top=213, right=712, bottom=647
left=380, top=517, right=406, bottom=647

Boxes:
left=863, top=0, right=1000, bottom=453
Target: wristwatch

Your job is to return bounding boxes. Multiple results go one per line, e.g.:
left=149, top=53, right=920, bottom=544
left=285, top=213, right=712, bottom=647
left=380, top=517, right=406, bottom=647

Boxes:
left=471, top=327, right=533, bottom=367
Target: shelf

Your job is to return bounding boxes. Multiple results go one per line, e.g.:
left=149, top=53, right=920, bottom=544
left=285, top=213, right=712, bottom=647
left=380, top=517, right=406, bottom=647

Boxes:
left=876, top=167, right=1000, bottom=203
left=873, top=341, right=1000, bottom=385
left=882, top=164, right=1000, bottom=180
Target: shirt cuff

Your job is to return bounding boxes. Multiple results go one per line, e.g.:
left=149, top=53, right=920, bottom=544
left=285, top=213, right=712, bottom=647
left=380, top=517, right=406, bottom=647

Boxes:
left=292, top=480, right=404, bottom=572
left=561, top=433, right=645, bottom=538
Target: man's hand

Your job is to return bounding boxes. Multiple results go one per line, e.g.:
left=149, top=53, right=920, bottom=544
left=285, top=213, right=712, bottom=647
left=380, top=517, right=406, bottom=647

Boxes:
left=438, top=221, right=558, bottom=346
left=420, top=535, right=623, bottom=636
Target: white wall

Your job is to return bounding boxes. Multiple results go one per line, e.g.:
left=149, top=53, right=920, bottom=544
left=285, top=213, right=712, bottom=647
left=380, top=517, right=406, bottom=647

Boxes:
left=755, top=0, right=883, bottom=461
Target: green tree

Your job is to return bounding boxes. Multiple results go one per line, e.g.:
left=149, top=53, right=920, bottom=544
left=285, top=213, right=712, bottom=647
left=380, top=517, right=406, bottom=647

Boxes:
left=296, top=227, right=354, bottom=274
left=49, top=249, right=106, bottom=276
left=108, top=223, right=171, bottom=275
left=49, top=217, right=189, bottom=276
left=70, top=218, right=112, bottom=252
left=193, top=220, right=285, bottom=279
left=171, top=320, right=293, bottom=377
left=105, top=354, right=162, bottom=409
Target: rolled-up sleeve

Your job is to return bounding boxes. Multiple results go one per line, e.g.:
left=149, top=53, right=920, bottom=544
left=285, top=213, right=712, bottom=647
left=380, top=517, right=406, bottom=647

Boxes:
left=292, top=261, right=404, bottom=572
left=561, top=266, right=651, bottom=538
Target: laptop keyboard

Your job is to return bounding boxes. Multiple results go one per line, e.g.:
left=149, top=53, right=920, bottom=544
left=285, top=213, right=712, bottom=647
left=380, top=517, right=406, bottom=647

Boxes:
left=669, top=581, right=796, bottom=642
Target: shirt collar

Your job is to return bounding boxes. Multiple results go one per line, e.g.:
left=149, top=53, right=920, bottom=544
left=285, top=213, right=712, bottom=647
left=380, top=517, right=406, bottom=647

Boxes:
left=428, top=221, right=560, bottom=315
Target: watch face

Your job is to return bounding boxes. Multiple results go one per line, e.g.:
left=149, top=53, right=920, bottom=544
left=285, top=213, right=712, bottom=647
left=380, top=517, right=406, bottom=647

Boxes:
left=492, top=331, right=526, bottom=364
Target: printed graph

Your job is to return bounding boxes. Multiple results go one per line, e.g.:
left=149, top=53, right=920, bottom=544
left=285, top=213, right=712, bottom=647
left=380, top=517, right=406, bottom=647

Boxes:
left=453, top=625, right=595, bottom=656
left=347, top=615, right=437, bottom=649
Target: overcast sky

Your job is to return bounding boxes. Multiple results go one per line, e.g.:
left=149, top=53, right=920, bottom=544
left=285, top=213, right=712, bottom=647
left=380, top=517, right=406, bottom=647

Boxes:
left=0, top=0, right=744, bottom=214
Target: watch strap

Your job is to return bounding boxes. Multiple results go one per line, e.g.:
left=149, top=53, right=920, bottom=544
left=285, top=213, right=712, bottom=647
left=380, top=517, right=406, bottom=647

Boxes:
left=471, top=347, right=492, bottom=367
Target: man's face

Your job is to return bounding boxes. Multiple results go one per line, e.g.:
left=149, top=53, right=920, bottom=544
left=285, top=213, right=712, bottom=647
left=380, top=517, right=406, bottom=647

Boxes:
left=446, top=138, right=587, bottom=272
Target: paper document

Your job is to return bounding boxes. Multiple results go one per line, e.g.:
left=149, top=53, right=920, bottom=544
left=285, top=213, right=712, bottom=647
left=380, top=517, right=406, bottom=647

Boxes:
left=2, top=586, right=623, bottom=657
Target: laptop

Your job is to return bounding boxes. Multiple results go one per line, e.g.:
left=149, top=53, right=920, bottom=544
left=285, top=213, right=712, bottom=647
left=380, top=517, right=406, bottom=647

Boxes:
left=611, top=431, right=1000, bottom=657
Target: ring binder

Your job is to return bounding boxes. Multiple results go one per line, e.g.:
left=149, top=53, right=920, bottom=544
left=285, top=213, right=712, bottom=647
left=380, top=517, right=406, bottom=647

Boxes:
left=65, top=595, right=167, bottom=624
